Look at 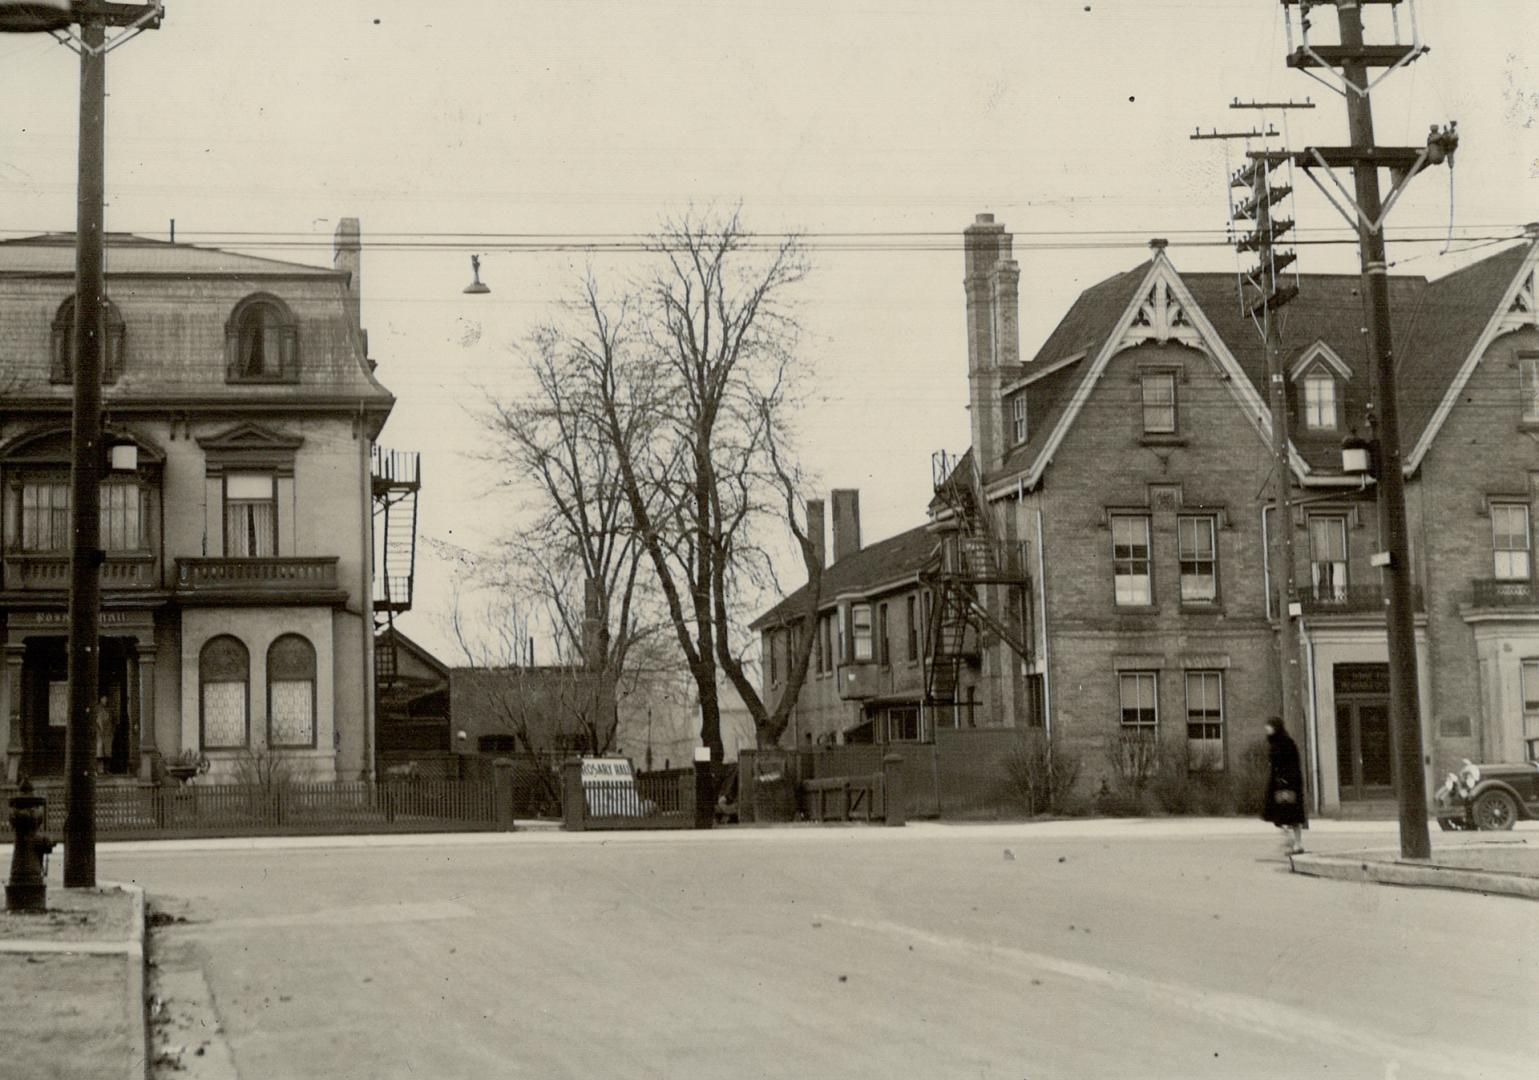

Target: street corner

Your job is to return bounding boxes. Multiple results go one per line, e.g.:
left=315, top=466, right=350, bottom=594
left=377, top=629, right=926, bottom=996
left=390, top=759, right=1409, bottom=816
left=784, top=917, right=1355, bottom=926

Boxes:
left=1289, top=840, right=1539, bottom=901
left=0, top=880, right=145, bottom=1080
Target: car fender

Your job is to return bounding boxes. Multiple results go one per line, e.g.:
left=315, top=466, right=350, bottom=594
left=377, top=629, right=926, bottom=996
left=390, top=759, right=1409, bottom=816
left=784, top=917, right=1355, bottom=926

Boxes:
left=1467, top=779, right=1533, bottom=820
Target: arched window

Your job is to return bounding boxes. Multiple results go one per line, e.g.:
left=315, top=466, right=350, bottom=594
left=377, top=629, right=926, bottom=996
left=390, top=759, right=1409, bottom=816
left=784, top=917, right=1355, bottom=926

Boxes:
left=267, top=634, right=317, bottom=748
left=225, top=296, right=297, bottom=382
left=51, top=295, right=125, bottom=383
left=200, top=636, right=250, bottom=750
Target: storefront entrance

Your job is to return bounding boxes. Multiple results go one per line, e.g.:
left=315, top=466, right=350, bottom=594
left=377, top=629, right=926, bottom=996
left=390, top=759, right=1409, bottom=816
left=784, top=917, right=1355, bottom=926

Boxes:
left=1334, top=663, right=1393, bottom=801
left=17, top=637, right=134, bottom=778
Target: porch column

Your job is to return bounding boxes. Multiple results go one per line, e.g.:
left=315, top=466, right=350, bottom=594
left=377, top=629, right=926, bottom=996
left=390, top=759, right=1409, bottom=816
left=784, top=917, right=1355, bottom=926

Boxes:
left=3, top=646, right=23, bottom=783
left=136, top=644, right=159, bottom=782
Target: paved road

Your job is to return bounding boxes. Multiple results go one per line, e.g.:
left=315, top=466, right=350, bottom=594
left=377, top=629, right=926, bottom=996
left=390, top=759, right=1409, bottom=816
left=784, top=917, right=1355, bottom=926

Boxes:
left=97, top=821, right=1537, bottom=1080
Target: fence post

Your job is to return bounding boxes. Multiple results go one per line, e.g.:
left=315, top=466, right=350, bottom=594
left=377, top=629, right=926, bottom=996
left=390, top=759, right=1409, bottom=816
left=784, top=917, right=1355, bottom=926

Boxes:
left=738, top=750, right=756, bottom=825
left=561, top=759, right=586, bottom=832
left=882, top=753, right=906, bottom=827
left=692, top=746, right=715, bottom=829
left=493, top=758, right=515, bottom=828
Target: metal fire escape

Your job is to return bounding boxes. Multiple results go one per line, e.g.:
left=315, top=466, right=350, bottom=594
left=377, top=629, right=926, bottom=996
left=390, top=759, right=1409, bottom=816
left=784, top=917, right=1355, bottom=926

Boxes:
left=372, top=446, right=421, bottom=687
left=920, top=450, right=1034, bottom=707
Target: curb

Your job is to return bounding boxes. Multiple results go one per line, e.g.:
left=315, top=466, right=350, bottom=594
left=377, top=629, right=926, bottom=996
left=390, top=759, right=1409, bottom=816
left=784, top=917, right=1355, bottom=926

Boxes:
left=101, top=881, right=149, bottom=1080
left=1289, top=851, right=1539, bottom=900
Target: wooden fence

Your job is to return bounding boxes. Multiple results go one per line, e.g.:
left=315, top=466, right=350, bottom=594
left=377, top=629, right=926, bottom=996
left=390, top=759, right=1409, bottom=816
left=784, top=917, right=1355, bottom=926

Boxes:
left=1, top=778, right=511, bottom=841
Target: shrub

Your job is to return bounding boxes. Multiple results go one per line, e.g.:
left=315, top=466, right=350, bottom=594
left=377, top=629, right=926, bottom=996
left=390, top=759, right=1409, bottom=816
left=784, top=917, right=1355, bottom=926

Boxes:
left=1231, top=738, right=1272, bottom=816
left=1002, top=736, right=1084, bottom=816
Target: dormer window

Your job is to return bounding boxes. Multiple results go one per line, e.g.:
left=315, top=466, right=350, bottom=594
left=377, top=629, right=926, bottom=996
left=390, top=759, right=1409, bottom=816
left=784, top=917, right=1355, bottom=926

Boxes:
left=1290, top=341, right=1352, bottom=432
left=51, top=295, right=125, bottom=384
left=1303, top=370, right=1338, bottom=429
left=1011, top=393, right=1028, bottom=444
left=226, top=295, right=298, bottom=383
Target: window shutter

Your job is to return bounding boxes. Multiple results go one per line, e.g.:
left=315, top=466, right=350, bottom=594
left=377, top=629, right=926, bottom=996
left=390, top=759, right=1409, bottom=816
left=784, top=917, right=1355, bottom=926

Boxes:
left=50, top=325, right=69, bottom=382
left=106, top=322, right=126, bottom=382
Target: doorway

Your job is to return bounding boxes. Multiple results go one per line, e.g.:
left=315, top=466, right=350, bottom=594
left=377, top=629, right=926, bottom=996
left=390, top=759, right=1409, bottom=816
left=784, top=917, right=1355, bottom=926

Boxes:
left=1334, top=663, right=1393, bottom=801
left=19, top=637, right=133, bottom=778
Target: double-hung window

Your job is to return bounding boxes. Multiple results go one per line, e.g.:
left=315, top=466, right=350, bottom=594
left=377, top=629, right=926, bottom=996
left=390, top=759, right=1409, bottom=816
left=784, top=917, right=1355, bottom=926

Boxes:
left=1141, top=373, right=1176, bottom=434
left=1303, top=372, right=1338, bottom=429
left=1119, top=672, right=1158, bottom=732
left=906, top=595, right=919, bottom=661
left=19, top=481, right=143, bottom=552
left=225, top=472, right=276, bottom=557
left=1177, top=515, right=1217, bottom=602
left=1112, top=515, right=1152, bottom=605
left=850, top=604, right=873, bottom=662
left=1492, top=504, right=1531, bottom=581
left=1012, top=394, right=1028, bottom=444
left=1522, top=660, right=1539, bottom=762
left=1309, top=516, right=1347, bottom=601
left=1185, top=671, right=1224, bottom=770
left=1522, top=355, right=1539, bottom=424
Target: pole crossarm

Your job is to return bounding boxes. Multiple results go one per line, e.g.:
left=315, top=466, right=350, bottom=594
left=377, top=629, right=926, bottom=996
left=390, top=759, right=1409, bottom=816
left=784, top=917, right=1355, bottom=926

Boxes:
left=1280, top=0, right=1426, bottom=99
left=50, top=0, right=161, bottom=56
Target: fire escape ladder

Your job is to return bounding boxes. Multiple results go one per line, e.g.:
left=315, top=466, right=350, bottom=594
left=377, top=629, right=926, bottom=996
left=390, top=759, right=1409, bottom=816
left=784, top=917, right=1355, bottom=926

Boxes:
left=371, top=447, right=421, bottom=688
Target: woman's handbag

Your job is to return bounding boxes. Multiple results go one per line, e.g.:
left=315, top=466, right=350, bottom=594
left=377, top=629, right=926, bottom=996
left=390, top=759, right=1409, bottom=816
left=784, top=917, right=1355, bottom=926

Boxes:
left=1274, top=789, right=1298, bottom=805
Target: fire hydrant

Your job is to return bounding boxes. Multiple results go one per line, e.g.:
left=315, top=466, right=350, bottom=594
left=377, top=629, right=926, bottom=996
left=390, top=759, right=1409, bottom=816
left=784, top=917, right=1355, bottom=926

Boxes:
left=6, top=780, right=53, bottom=914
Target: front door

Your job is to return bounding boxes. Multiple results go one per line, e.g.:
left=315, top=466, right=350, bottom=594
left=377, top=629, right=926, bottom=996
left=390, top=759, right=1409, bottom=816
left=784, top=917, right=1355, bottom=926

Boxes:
left=1334, top=663, right=1393, bottom=801
left=19, top=637, right=134, bottom=779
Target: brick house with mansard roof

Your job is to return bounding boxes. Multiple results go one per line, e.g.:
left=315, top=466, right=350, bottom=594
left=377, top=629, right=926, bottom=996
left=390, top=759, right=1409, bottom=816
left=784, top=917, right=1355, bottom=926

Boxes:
left=756, top=213, right=1539, bottom=813
left=0, top=223, right=406, bottom=783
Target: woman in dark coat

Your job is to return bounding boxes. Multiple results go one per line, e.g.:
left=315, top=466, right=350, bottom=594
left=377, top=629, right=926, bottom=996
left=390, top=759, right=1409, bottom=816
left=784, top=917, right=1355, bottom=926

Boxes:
left=1262, top=716, right=1307, bottom=854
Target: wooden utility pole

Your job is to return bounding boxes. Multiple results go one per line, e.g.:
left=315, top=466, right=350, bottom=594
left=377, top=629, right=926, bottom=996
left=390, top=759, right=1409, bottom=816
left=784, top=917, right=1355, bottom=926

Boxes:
left=1192, top=108, right=1309, bottom=771
left=63, top=11, right=107, bottom=888
left=1278, top=0, right=1456, bottom=859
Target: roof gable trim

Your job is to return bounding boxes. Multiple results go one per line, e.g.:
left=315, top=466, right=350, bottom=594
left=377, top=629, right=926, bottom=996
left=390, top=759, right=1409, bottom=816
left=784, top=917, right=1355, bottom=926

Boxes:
left=1289, top=340, right=1353, bottom=382
left=1023, top=254, right=1301, bottom=489
left=1407, top=239, right=1539, bottom=473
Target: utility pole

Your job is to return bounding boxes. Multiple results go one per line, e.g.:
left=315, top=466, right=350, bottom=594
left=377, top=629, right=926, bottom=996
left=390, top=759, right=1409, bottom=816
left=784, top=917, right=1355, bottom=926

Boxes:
left=1194, top=101, right=1312, bottom=783
left=0, top=1, right=167, bottom=888
left=1278, top=0, right=1456, bottom=859
left=64, top=10, right=107, bottom=889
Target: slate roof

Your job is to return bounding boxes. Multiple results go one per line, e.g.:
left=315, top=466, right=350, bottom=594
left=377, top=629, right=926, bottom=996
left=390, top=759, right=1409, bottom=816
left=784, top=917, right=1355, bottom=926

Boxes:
left=0, top=232, right=392, bottom=406
left=989, top=240, right=1532, bottom=483
left=0, top=232, right=340, bottom=277
left=751, top=523, right=939, bottom=630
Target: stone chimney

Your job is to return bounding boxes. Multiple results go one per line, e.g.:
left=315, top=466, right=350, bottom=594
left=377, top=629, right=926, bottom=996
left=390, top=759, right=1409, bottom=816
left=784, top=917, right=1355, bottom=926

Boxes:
left=831, top=489, right=861, bottom=564
left=806, top=498, right=826, bottom=569
left=333, top=217, right=363, bottom=353
left=964, top=213, right=1020, bottom=474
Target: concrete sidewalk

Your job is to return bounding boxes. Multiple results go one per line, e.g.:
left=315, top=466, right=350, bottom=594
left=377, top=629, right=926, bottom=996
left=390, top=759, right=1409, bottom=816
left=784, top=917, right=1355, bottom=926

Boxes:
left=1291, top=836, right=1539, bottom=900
left=0, top=880, right=147, bottom=1079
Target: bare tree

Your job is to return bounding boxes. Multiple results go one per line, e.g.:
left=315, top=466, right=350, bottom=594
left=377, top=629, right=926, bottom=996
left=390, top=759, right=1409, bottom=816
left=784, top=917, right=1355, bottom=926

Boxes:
left=568, top=209, right=822, bottom=759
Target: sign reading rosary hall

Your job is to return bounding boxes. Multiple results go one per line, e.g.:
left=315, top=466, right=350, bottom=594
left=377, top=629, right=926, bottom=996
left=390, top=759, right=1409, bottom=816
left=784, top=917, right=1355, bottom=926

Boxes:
left=579, top=757, right=652, bottom=817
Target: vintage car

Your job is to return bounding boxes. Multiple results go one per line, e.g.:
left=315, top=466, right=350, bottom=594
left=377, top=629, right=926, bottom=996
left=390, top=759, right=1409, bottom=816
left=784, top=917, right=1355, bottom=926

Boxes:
left=1434, top=759, right=1539, bottom=831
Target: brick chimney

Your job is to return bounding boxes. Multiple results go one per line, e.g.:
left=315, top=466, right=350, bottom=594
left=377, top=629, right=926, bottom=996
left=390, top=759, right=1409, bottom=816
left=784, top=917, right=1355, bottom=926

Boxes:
left=831, top=489, right=861, bottom=564
left=806, top=498, right=826, bottom=568
left=964, top=213, right=1020, bottom=474
left=333, top=217, right=364, bottom=355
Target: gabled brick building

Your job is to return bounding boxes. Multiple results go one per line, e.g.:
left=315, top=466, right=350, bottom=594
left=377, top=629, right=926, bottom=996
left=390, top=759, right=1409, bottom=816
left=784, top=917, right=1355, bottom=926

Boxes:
left=0, top=224, right=403, bottom=783
left=757, top=213, right=1539, bottom=814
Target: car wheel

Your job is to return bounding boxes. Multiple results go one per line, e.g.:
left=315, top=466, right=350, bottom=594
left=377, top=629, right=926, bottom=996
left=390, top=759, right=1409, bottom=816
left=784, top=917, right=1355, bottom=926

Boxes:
left=1472, top=790, right=1519, bottom=831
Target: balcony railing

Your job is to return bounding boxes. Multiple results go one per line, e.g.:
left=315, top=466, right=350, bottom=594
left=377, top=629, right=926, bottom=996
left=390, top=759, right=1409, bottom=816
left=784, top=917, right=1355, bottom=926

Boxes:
left=937, top=535, right=1031, bottom=582
left=175, top=557, right=342, bottom=602
left=1470, top=578, right=1539, bottom=608
left=1296, top=584, right=1423, bottom=617
left=3, top=553, right=156, bottom=591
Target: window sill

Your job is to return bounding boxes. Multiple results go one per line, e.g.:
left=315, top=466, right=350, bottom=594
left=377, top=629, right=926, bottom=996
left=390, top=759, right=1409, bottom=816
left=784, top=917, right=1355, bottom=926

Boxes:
left=1179, top=602, right=1225, bottom=615
left=1139, top=434, right=1188, bottom=448
left=1114, top=603, right=1158, bottom=612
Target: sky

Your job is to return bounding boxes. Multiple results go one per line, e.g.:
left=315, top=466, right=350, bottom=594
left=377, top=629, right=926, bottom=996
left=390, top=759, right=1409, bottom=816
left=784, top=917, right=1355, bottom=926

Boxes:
left=2, top=0, right=1536, bottom=664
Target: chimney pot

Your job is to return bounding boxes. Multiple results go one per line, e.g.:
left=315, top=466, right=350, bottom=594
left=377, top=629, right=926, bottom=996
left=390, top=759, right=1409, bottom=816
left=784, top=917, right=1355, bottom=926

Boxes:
left=1148, top=237, right=1168, bottom=250
left=975, top=212, right=995, bottom=224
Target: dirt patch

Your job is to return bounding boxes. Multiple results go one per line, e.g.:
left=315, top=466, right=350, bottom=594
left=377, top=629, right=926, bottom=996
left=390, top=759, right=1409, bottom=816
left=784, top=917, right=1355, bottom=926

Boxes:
left=0, top=952, right=128, bottom=1078
left=0, top=886, right=134, bottom=942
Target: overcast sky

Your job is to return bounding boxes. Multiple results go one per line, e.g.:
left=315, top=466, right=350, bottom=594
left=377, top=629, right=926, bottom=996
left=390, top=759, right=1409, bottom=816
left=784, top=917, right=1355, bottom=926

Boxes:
left=3, top=0, right=1535, bottom=663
